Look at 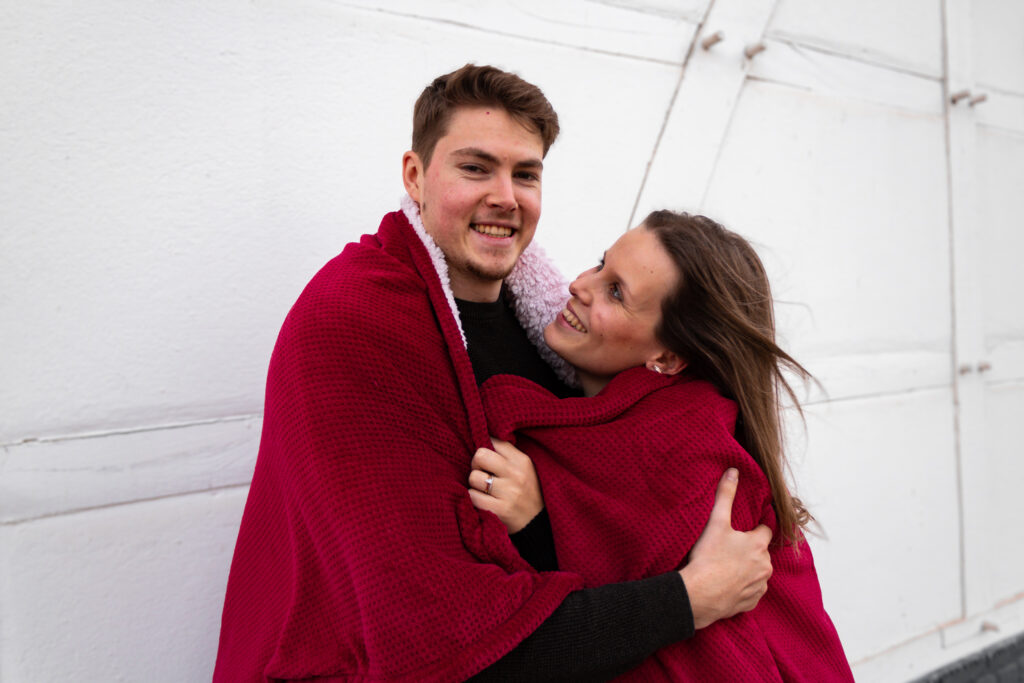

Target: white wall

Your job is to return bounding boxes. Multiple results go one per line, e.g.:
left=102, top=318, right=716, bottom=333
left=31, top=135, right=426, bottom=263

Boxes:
left=2, top=1, right=1022, bottom=680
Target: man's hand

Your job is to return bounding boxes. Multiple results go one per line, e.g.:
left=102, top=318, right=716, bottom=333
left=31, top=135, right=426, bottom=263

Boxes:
left=679, top=468, right=773, bottom=630
left=468, top=438, right=544, bottom=533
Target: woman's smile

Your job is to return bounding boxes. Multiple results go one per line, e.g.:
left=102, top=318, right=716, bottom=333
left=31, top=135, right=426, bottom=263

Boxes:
left=560, top=303, right=588, bottom=333
left=543, top=225, right=679, bottom=396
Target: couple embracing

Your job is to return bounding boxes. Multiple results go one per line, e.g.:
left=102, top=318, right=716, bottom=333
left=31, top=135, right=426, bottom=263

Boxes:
left=215, top=64, right=853, bottom=682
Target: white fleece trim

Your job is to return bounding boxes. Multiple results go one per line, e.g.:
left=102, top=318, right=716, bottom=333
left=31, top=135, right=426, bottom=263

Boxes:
left=505, top=242, right=580, bottom=387
left=401, top=194, right=466, bottom=347
left=400, top=194, right=579, bottom=388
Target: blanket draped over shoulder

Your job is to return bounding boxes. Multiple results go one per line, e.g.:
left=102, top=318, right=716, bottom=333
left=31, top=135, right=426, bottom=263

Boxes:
left=214, top=203, right=582, bottom=682
left=481, top=369, right=854, bottom=682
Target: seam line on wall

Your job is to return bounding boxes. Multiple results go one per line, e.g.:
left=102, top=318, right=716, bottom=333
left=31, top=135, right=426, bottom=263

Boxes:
left=2, top=413, right=263, bottom=448
left=762, top=31, right=944, bottom=81
left=801, top=382, right=953, bottom=408
left=627, top=0, right=717, bottom=227
left=973, top=82, right=1024, bottom=99
left=697, top=0, right=780, bottom=211
left=336, top=3, right=683, bottom=67
left=939, top=0, right=969, bottom=623
left=743, top=74, right=944, bottom=119
left=585, top=0, right=703, bottom=23
left=0, top=483, right=252, bottom=527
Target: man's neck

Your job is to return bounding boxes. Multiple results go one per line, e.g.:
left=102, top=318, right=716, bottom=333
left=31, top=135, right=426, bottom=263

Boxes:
left=450, top=275, right=503, bottom=303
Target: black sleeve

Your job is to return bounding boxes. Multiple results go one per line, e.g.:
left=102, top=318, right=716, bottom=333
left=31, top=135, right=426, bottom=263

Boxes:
left=508, top=509, right=559, bottom=572
left=470, top=572, right=695, bottom=682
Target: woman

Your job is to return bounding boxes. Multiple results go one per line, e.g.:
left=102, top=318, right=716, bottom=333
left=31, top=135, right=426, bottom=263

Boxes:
left=468, top=210, right=853, bottom=681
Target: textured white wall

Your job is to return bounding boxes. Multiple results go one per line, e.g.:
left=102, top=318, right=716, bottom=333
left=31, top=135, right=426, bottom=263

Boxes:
left=2, top=1, right=1022, bottom=681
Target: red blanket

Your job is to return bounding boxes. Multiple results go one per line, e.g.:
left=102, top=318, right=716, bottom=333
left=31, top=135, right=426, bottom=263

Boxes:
left=481, top=369, right=854, bottom=682
left=214, top=209, right=581, bottom=682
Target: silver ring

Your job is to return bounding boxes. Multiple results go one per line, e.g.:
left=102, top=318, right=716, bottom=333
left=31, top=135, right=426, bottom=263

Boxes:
left=485, top=474, right=494, bottom=495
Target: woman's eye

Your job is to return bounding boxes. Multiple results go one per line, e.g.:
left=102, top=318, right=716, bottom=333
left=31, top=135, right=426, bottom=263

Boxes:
left=610, top=283, right=622, bottom=301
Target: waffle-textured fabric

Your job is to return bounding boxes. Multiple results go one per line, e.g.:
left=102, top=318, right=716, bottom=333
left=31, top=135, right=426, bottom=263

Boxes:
left=213, top=204, right=583, bottom=682
left=481, top=369, right=855, bottom=682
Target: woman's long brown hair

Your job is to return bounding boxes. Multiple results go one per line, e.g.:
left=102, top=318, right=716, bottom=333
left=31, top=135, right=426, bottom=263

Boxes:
left=644, top=210, right=812, bottom=544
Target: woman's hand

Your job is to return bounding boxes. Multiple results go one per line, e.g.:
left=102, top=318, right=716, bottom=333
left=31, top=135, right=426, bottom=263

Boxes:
left=468, top=438, right=544, bottom=533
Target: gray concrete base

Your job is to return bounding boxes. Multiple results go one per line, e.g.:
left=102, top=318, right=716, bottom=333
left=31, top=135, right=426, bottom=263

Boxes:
left=912, top=632, right=1024, bottom=683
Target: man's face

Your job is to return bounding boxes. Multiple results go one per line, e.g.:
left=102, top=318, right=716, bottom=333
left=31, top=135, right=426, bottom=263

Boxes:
left=403, top=106, right=544, bottom=302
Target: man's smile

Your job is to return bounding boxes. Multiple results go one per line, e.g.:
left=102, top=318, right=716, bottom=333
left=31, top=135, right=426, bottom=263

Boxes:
left=471, top=222, right=516, bottom=238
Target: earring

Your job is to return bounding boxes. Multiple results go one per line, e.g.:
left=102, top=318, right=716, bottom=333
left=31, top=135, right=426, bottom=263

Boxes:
left=647, top=363, right=663, bottom=374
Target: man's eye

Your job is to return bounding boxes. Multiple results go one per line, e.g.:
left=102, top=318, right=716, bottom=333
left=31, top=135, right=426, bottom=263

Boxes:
left=515, top=171, right=539, bottom=182
left=462, top=164, right=486, bottom=174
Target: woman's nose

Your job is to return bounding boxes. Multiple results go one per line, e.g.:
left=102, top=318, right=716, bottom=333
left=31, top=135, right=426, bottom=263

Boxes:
left=568, top=274, right=592, bottom=304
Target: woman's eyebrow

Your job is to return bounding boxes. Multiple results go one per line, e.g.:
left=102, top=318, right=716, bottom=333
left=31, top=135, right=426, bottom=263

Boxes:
left=604, top=252, right=634, bottom=299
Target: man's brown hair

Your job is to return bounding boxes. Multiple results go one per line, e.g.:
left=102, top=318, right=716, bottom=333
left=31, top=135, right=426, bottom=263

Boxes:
left=412, top=64, right=559, bottom=168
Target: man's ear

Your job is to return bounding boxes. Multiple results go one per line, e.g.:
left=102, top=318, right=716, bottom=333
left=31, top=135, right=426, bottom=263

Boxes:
left=646, top=350, right=687, bottom=376
left=402, top=151, right=424, bottom=202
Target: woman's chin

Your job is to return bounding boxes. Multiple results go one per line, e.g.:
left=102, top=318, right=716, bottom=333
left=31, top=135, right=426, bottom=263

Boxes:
left=543, top=321, right=571, bottom=361
left=542, top=320, right=559, bottom=347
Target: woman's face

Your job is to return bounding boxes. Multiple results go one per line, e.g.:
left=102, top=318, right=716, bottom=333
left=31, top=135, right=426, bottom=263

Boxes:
left=544, top=225, right=681, bottom=396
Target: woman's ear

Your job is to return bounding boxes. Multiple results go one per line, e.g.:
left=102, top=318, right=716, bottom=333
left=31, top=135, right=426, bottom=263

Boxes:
left=402, top=151, right=424, bottom=202
left=646, top=350, right=686, bottom=376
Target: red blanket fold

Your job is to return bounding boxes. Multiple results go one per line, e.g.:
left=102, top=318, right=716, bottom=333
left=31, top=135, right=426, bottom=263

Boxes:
left=214, top=210, right=581, bottom=682
left=481, top=368, right=854, bottom=682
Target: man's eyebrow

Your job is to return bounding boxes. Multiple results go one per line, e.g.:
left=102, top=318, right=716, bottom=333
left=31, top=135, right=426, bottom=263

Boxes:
left=453, top=147, right=499, bottom=164
left=452, top=147, right=544, bottom=170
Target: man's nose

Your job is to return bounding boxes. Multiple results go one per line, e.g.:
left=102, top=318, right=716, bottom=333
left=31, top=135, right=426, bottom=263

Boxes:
left=487, top=174, right=518, bottom=212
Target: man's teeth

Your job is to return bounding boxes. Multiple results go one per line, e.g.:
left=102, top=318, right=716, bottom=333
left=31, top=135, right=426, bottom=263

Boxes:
left=562, top=308, right=587, bottom=333
left=473, top=224, right=513, bottom=237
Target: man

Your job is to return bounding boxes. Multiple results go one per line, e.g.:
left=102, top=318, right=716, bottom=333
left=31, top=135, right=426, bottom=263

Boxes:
left=215, top=64, right=772, bottom=682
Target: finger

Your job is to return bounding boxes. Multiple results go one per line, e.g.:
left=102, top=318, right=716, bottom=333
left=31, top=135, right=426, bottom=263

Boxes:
left=468, top=488, right=501, bottom=513
left=739, top=581, right=769, bottom=612
left=750, top=524, right=773, bottom=546
left=741, top=579, right=769, bottom=605
left=470, top=448, right=497, bottom=467
left=490, top=438, right=523, bottom=461
left=471, top=448, right=506, bottom=475
left=496, top=444, right=533, bottom=472
left=468, top=469, right=494, bottom=494
left=708, top=468, right=739, bottom=529
left=737, top=596, right=759, bottom=614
